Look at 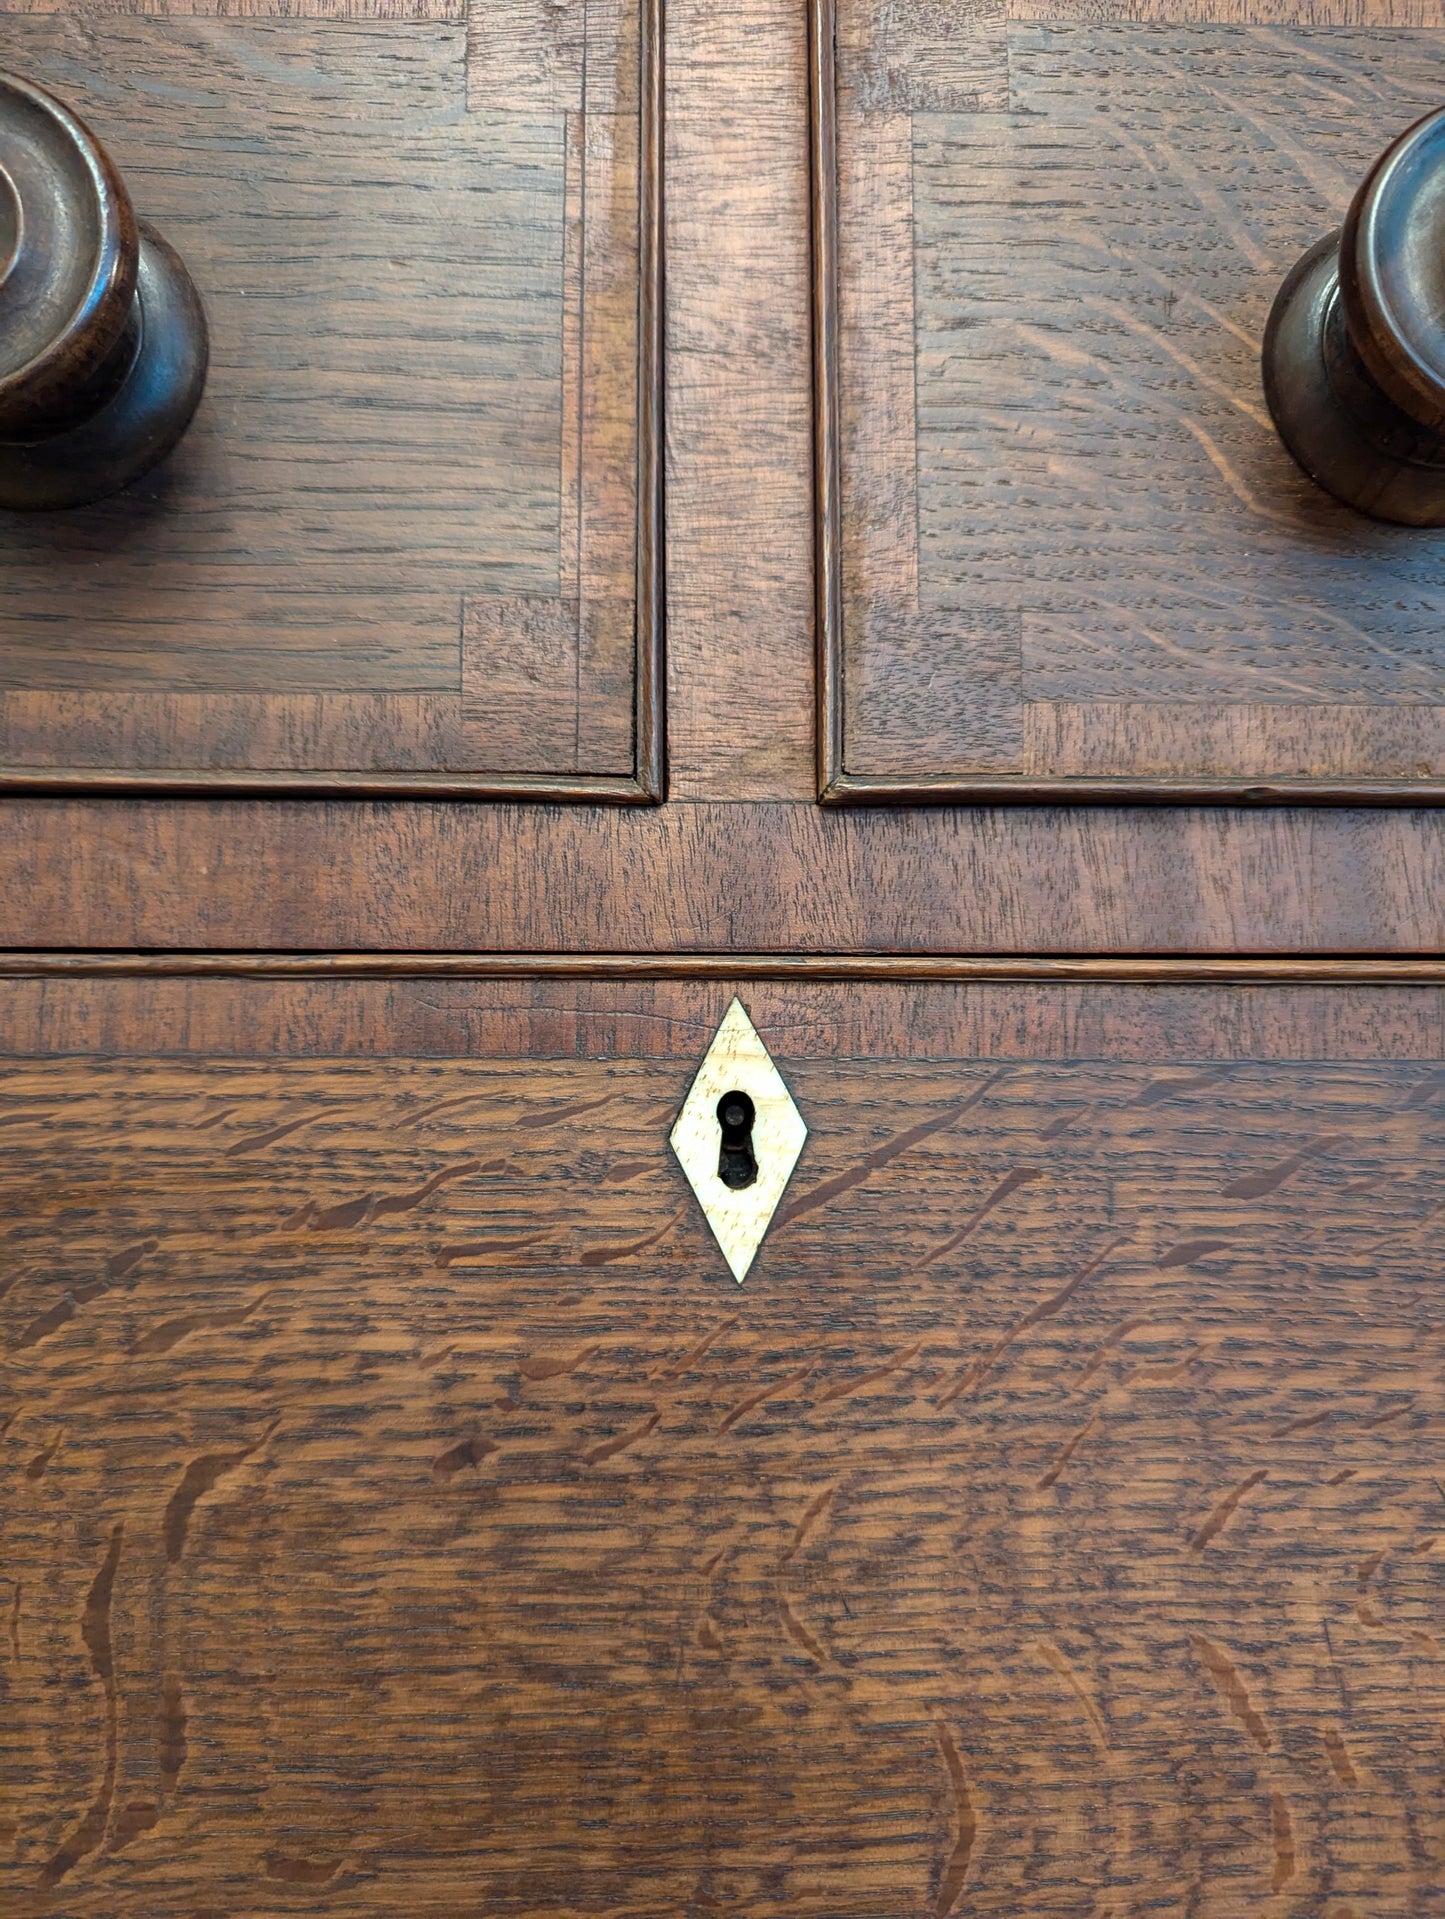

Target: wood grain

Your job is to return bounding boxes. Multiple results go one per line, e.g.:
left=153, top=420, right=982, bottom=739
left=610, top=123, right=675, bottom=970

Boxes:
left=1, top=4, right=1442, bottom=1910
left=8, top=952, right=1445, bottom=979
left=824, top=0, right=1445, bottom=799
left=838, top=0, right=1008, bottom=111
left=3, top=1042, right=1444, bottom=1912
left=467, top=0, right=638, bottom=117
left=0, top=0, right=1442, bottom=942
left=4, top=796, right=1445, bottom=953
left=0, top=21, right=561, bottom=685
left=1011, top=0, right=1445, bottom=19
left=1026, top=700, right=1445, bottom=780
left=0, top=0, right=463, bottom=16
left=0, top=3, right=659, bottom=794
left=0, top=974, right=1439, bottom=1060
left=916, top=36, right=1445, bottom=699
left=664, top=0, right=817, bottom=800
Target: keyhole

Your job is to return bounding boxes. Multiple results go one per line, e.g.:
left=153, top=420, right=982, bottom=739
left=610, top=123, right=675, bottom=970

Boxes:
left=717, top=1090, right=758, bottom=1191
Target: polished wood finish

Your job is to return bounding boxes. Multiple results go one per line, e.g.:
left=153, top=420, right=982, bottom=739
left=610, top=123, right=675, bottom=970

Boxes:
left=1266, top=106, right=1445, bottom=525
left=4, top=797, right=1445, bottom=955
left=1, top=0, right=1443, bottom=951
left=4, top=951, right=1445, bottom=982
left=0, top=976, right=1439, bottom=1062
left=815, top=0, right=1445, bottom=802
left=1, top=975, right=1440, bottom=1063
left=0, top=68, right=208, bottom=511
left=2, top=5, right=1444, bottom=1913
left=0, top=3, right=663, bottom=799
left=3, top=991, right=1444, bottom=1913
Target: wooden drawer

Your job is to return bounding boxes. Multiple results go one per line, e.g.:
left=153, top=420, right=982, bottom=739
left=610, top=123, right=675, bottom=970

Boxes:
left=2, top=968, right=1441, bottom=1915
left=817, top=0, right=1445, bottom=802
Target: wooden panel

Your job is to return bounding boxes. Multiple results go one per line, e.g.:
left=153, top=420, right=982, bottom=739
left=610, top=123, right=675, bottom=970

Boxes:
left=3, top=1016, right=1444, bottom=1912
left=1013, top=0, right=1445, bottom=19
left=4, top=795, right=1445, bottom=954
left=0, top=22, right=560, bottom=694
left=3, top=0, right=465, bottom=16
left=0, top=968, right=1439, bottom=1061
left=664, top=0, right=817, bottom=801
left=467, top=0, right=638, bottom=116
left=0, top=2, right=661, bottom=798
left=0, top=0, right=1441, bottom=953
left=820, top=0, right=1445, bottom=801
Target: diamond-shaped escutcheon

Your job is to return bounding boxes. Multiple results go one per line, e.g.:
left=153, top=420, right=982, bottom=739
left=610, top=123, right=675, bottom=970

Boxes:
left=671, top=999, right=807, bottom=1283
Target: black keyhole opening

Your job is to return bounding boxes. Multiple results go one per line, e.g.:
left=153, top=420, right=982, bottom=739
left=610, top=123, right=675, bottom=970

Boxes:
left=717, top=1090, right=758, bottom=1191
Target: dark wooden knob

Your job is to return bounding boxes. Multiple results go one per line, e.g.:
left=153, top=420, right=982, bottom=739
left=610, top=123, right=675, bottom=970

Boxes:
left=0, top=69, right=207, bottom=511
left=1264, top=107, right=1445, bottom=526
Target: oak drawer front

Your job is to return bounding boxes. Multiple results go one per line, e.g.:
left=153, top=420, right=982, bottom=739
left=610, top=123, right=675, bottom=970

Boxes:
left=0, top=2, right=662, bottom=801
left=819, top=0, right=1445, bottom=803
left=2, top=973, right=1441, bottom=1916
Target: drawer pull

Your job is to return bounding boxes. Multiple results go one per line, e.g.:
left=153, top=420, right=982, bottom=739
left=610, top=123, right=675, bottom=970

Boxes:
left=0, top=69, right=207, bottom=511
left=1265, top=107, right=1445, bottom=526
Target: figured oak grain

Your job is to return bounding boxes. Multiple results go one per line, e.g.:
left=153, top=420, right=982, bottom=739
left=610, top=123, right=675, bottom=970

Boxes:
left=0, top=3, right=653, bottom=790
left=0, top=23, right=560, bottom=681
left=0, top=0, right=1442, bottom=943
left=916, top=35, right=1445, bottom=699
left=828, top=0, right=1445, bottom=796
left=2, top=1042, right=1444, bottom=1913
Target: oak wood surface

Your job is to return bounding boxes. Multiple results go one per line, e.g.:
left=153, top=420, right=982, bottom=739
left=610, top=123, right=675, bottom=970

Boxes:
left=0, top=4, right=1441, bottom=1912
left=825, top=0, right=1445, bottom=799
left=0, top=973, right=1440, bottom=1059
left=8, top=952, right=1445, bottom=978
left=3, top=796, right=1445, bottom=953
left=2, top=1017, right=1444, bottom=1914
left=0, top=2, right=658, bottom=794
left=664, top=0, right=817, bottom=801
left=0, top=18, right=565, bottom=696
left=0, top=0, right=1440, bottom=945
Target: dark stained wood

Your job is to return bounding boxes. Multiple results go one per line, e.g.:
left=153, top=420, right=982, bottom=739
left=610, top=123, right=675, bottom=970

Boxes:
left=1264, top=106, right=1445, bottom=526
left=818, top=0, right=1445, bottom=802
left=3, top=1022, right=1445, bottom=1912
left=1013, top=0, right=1445, bottom=20
left=0, top=0, right=466, bottom=14
left=0, top=2, right=663, bottom=798
left=0, top=967, right=1441, bottom=1084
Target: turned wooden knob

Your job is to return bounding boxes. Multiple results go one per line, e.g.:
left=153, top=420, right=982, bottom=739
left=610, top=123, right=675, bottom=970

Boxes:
left=1264, top=107, right=1445, bottom=526
left=0, top=69, right=207, bottom=511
